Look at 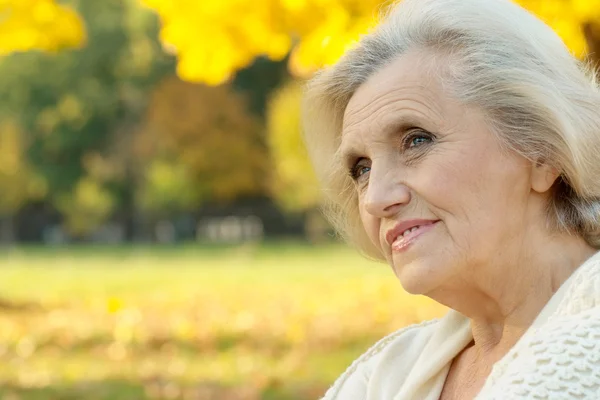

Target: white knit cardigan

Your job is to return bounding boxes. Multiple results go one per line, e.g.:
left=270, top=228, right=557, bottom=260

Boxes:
left=321, top=251, right=600, bottom=400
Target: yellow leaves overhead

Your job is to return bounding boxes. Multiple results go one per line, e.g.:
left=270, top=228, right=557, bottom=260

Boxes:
left=2, top=0, right=598, bottom=83
left=4, top=0, right=596, bottom=83
left=140, top=0, right=600, bottom=85
left=140, top=0, right=381, bottom=84
left=516, top=0, right=600, bottom=57
left=140, top=0, right=289, bottom=84
left=0, top=0, right=86, bottom=55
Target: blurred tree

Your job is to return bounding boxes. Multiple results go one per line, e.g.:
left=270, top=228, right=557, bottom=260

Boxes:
left=0, top=0, right=86, bottom=55
left=266, top=80, right=320, bottom=213
left=0, top=0, right=175, bottom=238
left=135, top=158, right=198, bottom=219
left=54, top=176, right=116, bottom=237
left=134, top=76, right=269, bottom=218
left=233, top=56, right=290, bottom=117
left=266, top=80, right=330, bottom=241
left=0, top=120, right=46, bottom=242
left=0, top=121, right=38, bottom=215
left=140, top=0, right=600, bottom=86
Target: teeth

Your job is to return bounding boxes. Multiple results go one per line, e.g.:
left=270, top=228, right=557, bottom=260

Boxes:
left=402, top=226, right=420, bottom=237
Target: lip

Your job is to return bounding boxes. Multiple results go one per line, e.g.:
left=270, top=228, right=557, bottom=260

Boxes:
left=385, top=219, right=440, bottom=249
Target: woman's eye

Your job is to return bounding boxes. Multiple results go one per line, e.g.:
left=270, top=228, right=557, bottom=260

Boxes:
left=410, top=136, right=429, bottom=147
left=350, top=160, right=371, bottom=180
left=405, top=131, right=434, bottom=149
left=356, top=166, right=371, bottom=178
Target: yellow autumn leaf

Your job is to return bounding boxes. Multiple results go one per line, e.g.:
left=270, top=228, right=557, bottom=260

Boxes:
left=139, top=0, right=599, bottom=85
left=107, top=297, right=125, bottom=314
left=0, top=0, right=86, bottom=55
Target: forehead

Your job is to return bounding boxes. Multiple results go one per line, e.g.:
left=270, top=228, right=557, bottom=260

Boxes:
left=342, top=51, right=448, bottom=135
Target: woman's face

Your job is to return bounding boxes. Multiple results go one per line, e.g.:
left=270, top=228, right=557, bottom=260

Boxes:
left=340, top=52, right=550, bottom=296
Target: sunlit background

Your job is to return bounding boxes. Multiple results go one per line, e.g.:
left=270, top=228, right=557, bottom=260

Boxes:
left=0, top=0, right=599, bottom=399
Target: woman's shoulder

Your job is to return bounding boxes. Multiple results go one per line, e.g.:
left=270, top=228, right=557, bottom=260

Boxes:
left=554, top=250, right=600, bottom=317
left=320, top=318, right=441, bottom=400
left=476, top=305, right=600, bottom=399
left=476, top=253, right=600, bottom=399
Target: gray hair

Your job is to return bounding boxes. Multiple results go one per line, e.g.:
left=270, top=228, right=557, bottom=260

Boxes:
left=302, top=0, right=600, bottom=259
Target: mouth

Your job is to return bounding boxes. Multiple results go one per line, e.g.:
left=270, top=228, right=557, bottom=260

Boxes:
left=386, top=220, right=439, bottom=253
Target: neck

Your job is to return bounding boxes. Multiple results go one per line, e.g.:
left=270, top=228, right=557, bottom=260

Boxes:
left=432, top=233, right=596, bottom=365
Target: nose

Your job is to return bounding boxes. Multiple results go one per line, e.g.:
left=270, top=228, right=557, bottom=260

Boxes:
left=364, top=166, right=411, bottom=218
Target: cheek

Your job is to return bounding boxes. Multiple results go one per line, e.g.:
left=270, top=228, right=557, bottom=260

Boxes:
left=418, top=145, right=530, bottom=248
left=359, top=199, right=381, bottom=248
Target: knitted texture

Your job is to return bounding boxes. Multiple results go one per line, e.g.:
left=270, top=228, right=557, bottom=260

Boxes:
left=319, top=254, right=600, bottom=399
left=476, top=256, right=600, bottom=399
left=320, top=319, right=438, bottom=400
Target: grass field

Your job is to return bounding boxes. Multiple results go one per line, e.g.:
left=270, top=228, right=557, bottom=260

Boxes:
left=0, top=242, right=446, bottom=400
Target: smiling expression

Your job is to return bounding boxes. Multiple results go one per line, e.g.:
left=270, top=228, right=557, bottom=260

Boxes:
left=340, top=51, right=547, bottom=295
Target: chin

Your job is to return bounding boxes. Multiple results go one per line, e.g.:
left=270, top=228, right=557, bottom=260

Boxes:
left=392, top=255, right=442, bottom=296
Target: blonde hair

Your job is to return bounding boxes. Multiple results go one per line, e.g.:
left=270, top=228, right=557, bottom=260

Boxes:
left=302, top=0, right=600, bottom=259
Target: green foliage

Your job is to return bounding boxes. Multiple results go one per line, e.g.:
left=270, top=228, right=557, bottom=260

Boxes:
left=0, top=0, right=175, bottom=235
left=134, top=76, right=269, bottom=215
left=136, top=158, right=199, bottom=217
left=0, top=120, right=46, bottom=215
left=54, top=176, right=116, bottom=236
left=233, top=56, right=290, bottom=117
left=0, top=0, right=282, bottom=234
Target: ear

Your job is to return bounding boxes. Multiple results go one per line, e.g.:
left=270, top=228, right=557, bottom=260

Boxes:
left=531, top=161, right=560, bottom=194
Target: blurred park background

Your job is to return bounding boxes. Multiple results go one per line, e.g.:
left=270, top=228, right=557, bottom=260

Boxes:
left=1, top=0, right=600, bottom=399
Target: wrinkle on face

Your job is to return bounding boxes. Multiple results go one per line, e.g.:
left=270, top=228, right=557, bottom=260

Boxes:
left=339, top=49, right=538, bottom=298
left=342, top=82, right=446, bottom=149
left=335, top=48, right=599, bottom=373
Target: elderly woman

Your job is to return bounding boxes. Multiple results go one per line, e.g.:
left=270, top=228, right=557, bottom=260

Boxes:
left=302, top=0, right=600, bottom=398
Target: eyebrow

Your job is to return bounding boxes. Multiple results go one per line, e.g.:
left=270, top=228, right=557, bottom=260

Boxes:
left=339, top=115, right=430, bottom=169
